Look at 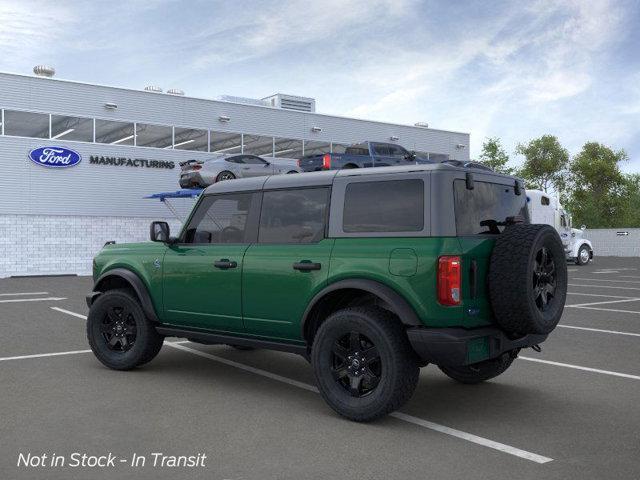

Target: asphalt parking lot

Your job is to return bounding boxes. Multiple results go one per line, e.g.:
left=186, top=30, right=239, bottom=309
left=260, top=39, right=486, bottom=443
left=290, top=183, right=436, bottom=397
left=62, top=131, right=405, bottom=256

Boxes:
left=1, top=257, right=640, bottom=480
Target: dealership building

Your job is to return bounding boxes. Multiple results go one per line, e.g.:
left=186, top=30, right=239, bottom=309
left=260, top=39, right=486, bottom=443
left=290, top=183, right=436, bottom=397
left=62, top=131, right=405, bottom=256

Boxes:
left=0, top=68, right=470, bottom=277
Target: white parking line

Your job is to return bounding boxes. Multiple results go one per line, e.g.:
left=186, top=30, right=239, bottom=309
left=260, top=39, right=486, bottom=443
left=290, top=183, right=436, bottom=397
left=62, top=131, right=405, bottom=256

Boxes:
left=51, top=307, right=88, bottom=319
left=572, top=278, right=640, bottom=284
left=618, top=275, right=640, bottom=280
left=0, top=297, right=67, bottom=304
left=167, top=343, right=552, bottom=464
left=0, top=349, right=91, bottom=362
left=568, top=292, right=638, bottom=299
left=520, top=357, right=640, bottom=381
left=558, top=325, right=640, bottom=337
left=569, top=284, right=640, bottom=291
left=0, top=292, right=49, bottom=296
left=566, top=305, right=640, bottom=315
left=566, top=298, right=640, bottom=308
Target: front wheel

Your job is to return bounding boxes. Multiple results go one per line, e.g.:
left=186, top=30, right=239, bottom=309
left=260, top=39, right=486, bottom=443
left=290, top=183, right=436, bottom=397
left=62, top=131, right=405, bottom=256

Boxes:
left=87, top=289, right=164, bottom=370
left=311, top=306, right=419, bottom=422
left=576, top=245, right=591, bottom=265
left=439, top=351, right=517, bottom=384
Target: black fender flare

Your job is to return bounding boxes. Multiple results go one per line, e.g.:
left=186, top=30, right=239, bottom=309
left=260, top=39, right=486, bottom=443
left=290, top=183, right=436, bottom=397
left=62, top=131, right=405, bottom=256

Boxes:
left=89, top=268, right=159, bottom=323
left=301, top=279, right=422, bottom=338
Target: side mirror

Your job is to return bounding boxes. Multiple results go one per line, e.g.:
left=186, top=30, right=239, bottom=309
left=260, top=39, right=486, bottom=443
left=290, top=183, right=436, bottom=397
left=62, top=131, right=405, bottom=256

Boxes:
left=150, top=221, right=170, bottom=242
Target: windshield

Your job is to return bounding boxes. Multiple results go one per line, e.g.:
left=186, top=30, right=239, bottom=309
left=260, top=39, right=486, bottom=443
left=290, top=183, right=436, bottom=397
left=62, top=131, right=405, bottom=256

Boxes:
left=454, top=180, right=529, bottom=235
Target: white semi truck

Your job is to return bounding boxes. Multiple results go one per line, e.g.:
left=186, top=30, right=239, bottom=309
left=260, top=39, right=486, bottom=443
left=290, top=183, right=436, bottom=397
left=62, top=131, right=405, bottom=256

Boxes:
left=526, top=190, right=594, bottom=265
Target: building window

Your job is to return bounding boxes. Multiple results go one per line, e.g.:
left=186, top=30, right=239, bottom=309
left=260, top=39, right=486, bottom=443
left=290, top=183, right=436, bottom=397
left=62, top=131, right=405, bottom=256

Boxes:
left=3, top=110, right=49, bottom=139
left=541, top=196, right=550, bottom=206
left=343, top=179, right=424, bottom=233
left=50, top=114, right=94, bottom=142
left=135, top=123, right=173, bottom=148
left=303, top=140, right=331, bottom=156
left=243, top=135, right=274, bottom=156
left=173, top=127, right=208, bottom=151
left=95, top=119, right=135, bottom=145
left=210, top=131, right=242, bottom=154
left=259, top=188, right=329, bottom=243
left=273, top=137, right=303, bottom=158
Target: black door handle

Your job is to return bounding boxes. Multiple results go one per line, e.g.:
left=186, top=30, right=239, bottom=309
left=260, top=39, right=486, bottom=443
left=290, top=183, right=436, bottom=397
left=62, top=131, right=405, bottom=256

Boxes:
left=293, top=261, right=321, bottom=271
left=214, top=259, right=237, bottom=269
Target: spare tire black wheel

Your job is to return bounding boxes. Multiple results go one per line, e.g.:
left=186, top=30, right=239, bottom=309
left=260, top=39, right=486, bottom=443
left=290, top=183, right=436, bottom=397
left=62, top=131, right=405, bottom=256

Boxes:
left=488, top=224, right=567, bottom=335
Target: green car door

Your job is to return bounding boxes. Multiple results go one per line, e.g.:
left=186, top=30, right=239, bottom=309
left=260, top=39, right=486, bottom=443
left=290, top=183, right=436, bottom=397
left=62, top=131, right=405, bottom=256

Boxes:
left=242, top=187, right=333, bottom=340
left=162, top=192, right=260, bottom=332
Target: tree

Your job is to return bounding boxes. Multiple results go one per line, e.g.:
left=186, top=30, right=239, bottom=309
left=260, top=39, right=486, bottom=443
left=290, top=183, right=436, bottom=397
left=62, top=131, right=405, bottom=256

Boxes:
left=566, top=142, right=628, bottom=228
left=515, top=135, right=569, bottom=193
left=478, top=137, right=514, bottom=174
left=620, top=174, right=640, bottom=228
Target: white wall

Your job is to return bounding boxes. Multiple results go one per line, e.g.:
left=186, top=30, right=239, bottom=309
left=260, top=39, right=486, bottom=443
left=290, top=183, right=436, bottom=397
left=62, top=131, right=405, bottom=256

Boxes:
left=583, top=228, right=640, bottom=257
left=0, top=214, right=184, bottom=277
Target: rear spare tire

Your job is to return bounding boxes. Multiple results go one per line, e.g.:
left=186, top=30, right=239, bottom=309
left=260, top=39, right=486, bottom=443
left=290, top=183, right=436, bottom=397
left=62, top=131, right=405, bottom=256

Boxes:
left=488, top=224, right=567, bottom=335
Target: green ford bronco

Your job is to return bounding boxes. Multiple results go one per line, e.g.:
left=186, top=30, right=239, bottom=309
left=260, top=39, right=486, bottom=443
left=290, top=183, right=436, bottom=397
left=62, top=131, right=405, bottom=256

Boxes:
left=87, top=163, right=567, bottom=421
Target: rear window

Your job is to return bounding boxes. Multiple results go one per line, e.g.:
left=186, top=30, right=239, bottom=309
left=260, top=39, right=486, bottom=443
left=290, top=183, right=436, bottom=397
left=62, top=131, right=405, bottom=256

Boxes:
left=454, top=180, right=529, bottom=235
left=343, top=179, right=424, bottom=232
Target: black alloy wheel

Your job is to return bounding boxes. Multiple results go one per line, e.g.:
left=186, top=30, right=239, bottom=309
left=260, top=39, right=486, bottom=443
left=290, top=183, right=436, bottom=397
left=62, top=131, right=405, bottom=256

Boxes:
left=87, top=289, right=164, bottom=370
left=331, top=331, right=381, bottom=397
left=101, top=305, right=137, bottom=352
left=533, top=247, right=557, bottom=312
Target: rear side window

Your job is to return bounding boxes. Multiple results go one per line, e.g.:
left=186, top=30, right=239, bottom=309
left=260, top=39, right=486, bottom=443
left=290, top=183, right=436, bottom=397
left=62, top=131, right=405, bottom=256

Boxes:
left=343, top=180, right=424, bottom=232
left=454, top=180, right=529, bottom=235
left=259, top=188, right=329, bottom=243
left=541, top=196, right=550, bottom=205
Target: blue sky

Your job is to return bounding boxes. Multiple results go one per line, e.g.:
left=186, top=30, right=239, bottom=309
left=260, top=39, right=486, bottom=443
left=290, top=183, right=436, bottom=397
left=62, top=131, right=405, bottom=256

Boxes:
left=1, top=0, right=639, bottom=171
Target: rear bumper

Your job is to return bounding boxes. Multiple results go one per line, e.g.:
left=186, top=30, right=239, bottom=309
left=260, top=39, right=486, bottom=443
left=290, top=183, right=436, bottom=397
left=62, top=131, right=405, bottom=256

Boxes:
left=179, top=172, right=205, bottom=188
left=406, top=326, right=548, bottom=367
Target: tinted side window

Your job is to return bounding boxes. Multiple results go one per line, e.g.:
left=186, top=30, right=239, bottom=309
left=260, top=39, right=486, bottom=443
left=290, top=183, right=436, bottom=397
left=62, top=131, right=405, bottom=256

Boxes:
left=373, top=144, right=390, bottom=156
left=454, top=180, right=529, bottom=235
left=259, top=188, right=329, bottom=243
left=388, top=145, right=408, bottom=158
left=343, top=180, right=424, bottom=232
left=243, top=155, right=267, bottom=165
left=226, top=156, right=244, bottom=164
left=541, top=196, right=550, bottom=205
left=183, top=193, right=258, bottom=244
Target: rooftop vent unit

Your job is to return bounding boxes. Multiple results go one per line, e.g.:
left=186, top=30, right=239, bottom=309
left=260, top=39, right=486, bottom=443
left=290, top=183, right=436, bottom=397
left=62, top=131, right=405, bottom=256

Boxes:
left=414, top=122, right=429, bottom=128
left=262, top=93, right=316, bottom=113
left=33, top=65, right=55, bottom=78
left=167, top=88, right=185, bottom=96
left=217, top=95, right=270, bottom=107
left=144, top=85, right=163, bottom=93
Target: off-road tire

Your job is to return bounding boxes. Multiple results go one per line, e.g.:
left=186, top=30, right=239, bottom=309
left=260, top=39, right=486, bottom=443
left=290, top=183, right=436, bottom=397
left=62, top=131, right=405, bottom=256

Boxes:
left=575, top=245, right=591, bottom=265
left=87, top=289, right=164, bottom=370
left=439, top=351, right=517, bottom=384
left=489, top=224, right=567, bottom=335
left=311, top=306, right=419, bottom=422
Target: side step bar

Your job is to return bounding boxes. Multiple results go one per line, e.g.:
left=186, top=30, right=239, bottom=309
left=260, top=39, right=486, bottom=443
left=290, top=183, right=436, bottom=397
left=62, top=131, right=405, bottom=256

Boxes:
left=156, top=326, right=308, bottom=357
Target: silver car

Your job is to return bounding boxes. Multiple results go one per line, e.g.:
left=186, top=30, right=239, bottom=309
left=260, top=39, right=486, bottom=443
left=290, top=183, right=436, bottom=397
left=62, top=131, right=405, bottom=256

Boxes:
left=179, top=154, right=300, bottom=188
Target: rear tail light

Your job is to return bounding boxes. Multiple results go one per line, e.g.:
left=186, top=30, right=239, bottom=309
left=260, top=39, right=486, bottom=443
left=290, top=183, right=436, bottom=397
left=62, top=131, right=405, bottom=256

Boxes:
left=437, top=256, right=461, bottom=306
left=192, top=164, right=202, bottom=170
left=322, top=153, right=331, bottom=169
left=297, top=159, right=301, bottom=167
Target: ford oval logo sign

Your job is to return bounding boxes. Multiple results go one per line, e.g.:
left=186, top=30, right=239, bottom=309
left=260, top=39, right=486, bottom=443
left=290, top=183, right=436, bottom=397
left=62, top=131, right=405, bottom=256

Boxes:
left=28, top=146, right=82, bottom=168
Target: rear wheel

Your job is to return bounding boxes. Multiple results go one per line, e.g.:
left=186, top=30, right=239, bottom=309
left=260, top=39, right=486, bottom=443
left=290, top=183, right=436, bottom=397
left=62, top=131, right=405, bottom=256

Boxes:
left=87, top=289, right=164, bottom=370
left=439, top=351, right=517, bottom=384
left=216, top=171, right=236, bottom=182
left=576, top=245, right=591, bottom=265
left=312, top=306, right=419, bottom=422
